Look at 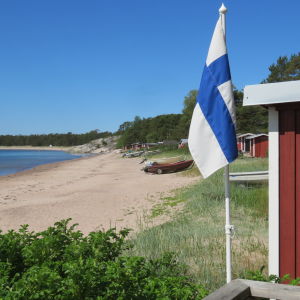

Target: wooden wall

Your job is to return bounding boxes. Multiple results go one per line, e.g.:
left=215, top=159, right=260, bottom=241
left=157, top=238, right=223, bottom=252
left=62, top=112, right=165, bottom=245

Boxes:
left=279, top=106, right=300, bottom=278
left=253, top=136, right=268, bottom=158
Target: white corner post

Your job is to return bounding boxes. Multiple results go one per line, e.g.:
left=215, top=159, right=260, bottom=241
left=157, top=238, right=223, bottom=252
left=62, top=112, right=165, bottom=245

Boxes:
left=268, top=107, right=279, bottom=276
left=219, top=3, right=233, bottom=283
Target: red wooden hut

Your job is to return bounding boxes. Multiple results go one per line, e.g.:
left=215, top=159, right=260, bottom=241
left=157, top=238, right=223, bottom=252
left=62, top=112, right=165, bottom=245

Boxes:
left=243, top=80, right=300, bottom=279
left=236, top=133, right=253, bottom=152
left=245, top=134, right=268, bottom=158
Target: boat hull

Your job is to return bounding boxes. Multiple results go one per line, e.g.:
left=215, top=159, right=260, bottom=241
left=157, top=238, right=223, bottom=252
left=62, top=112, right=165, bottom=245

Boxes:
left=144, top=160, right=194, bottom=174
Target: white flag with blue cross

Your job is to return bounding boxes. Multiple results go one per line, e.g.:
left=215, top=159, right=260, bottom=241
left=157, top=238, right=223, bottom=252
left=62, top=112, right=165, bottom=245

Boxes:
left=188, top=15, right=238, bottom=178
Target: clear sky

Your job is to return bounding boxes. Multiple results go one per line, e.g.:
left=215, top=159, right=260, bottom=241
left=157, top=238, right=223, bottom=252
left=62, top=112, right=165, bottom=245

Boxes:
left=0, top=0, right=299, bottom=135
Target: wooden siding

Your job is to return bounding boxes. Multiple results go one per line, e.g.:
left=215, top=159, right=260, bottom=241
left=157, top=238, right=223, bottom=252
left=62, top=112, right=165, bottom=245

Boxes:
left=278, top=103, right=300, bottom=279
left=279, top=109, right=296, bottom=278
left=254, top=136, right=268, bottom=158
left=248, top=136, right=268, bottom=158
left=296, top=110, right=300, bottom=277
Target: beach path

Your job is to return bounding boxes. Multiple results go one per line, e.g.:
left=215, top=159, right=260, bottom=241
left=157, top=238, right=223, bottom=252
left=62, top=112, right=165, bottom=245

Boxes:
left=0, top=152, right=196, bottom=234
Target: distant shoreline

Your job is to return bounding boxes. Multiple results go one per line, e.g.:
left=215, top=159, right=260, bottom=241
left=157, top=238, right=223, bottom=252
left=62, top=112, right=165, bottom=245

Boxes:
left=0, top=146, right=72, bottom=151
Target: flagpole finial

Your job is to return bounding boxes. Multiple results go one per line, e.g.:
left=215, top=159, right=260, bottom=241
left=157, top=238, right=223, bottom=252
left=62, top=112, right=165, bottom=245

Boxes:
left=219, top=3, right=227, bottom=14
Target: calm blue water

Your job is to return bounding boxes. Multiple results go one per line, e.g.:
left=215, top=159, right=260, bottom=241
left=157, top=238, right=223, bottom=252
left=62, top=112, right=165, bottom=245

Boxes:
left=0, top=150, right=83, bottom=176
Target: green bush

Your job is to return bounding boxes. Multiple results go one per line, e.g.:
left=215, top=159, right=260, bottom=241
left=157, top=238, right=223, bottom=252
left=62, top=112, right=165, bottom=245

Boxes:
left=243, top=266, right=300, bottom=285
left=0, top=219, right=207, bottom=299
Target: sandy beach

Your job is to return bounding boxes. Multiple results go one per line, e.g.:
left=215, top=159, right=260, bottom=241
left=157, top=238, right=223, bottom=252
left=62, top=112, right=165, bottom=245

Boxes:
left=0, top=152, right=197, bottom=234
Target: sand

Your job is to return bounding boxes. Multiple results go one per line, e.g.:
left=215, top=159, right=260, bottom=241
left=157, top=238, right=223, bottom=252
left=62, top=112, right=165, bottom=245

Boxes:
left=0, top=152, right=197, bottom=234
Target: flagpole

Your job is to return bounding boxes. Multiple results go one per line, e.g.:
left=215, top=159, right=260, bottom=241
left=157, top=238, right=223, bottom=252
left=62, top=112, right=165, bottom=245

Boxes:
left=224, top=164, right=232, bottom=283
left=219, top=3, right=233, bottom=284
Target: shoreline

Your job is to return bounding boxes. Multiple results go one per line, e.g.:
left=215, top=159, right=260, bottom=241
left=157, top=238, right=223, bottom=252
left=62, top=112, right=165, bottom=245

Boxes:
left=1, top=153, right=95, bottom=179
left=0, top=148, right=94, bottom=178
left=0, top=146, right=72, bottom=151
left=0, top=152, right=198, bottom=234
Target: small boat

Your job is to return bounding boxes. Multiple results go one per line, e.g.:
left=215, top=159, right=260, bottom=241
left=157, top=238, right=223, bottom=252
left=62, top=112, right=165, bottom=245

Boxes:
left=122, top=151, right=144, bottom=158
left=148, top=156, right=185, bottom=164
left=143, top=160, right=194, bottom=174
left=140, top=156, right=185, bottom=165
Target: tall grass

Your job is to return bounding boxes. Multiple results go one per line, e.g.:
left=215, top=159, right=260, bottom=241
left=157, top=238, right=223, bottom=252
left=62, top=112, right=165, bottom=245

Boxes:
left=129, top=157, right=268, bottom=291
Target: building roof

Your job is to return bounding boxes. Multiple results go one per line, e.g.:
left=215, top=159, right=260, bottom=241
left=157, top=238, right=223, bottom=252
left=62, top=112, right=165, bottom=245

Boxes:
left=237, top=133, right=254, bottom=138
left=245, top=133, right=268, bottom=140
left=243, top=80, right=300, bottom=106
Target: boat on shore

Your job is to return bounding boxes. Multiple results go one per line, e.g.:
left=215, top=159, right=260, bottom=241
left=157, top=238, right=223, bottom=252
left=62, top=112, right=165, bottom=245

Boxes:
left=144, top=155, right=185, bottom=165
left=143, top=160, right=194, bottom=174
left=122, top=151, right=144, bottom=158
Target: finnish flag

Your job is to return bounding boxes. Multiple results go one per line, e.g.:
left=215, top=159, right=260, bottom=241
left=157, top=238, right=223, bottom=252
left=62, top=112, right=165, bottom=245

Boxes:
left=188, top=16, right=238, bottom=178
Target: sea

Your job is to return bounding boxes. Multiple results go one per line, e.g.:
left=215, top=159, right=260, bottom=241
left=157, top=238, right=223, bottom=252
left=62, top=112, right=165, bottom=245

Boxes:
left=0, top=150, right=83, bottom=176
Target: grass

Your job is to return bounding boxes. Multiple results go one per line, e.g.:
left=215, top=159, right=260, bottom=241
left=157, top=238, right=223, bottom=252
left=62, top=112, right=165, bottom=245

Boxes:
left=150, top=189, right=189, bottom=218
left=145, top=146, right=191, bottom=160
left=128, top=155, right=268, bottom=292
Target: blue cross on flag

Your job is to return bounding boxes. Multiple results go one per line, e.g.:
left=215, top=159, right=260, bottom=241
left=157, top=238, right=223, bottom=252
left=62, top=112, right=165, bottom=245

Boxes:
left=188, top=15, right=238, bottom=178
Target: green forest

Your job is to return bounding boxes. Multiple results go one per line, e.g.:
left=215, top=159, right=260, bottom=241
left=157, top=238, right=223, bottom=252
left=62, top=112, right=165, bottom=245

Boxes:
left=0, top=130, right=112, bottom=147
left=1, top=53, right=299, bottom=147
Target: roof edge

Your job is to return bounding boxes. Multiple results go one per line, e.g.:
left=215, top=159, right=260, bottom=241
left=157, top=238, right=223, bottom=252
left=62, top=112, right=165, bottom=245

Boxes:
left=243, top=80, right=300, bottom=106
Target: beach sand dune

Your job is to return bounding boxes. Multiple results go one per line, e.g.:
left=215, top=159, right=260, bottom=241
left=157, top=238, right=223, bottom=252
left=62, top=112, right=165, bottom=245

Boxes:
left=0, top=152, right=196, bottom=234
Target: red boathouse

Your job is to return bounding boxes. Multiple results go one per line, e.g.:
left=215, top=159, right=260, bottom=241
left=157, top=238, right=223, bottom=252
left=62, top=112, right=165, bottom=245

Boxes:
left=245, top=134, right=268, bottom=158
left=244, top=80, right=300, bottom=279
left=237, top=133, right=253, bottom=152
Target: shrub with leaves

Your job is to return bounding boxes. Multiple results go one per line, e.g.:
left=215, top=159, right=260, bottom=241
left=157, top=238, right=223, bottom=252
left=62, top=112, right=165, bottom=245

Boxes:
left=243, top=266, right=300, bottom=285
left=0, top=219, right=207, bottom=299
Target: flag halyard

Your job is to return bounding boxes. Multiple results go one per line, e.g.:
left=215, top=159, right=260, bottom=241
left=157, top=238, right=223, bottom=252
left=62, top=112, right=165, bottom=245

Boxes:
left=188, top=16, right=238, bottom=178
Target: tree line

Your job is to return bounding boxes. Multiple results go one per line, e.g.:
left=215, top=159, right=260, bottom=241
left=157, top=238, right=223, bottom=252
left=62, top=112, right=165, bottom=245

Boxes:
left=116, top=114, right=182, bottom=148
left=0, top=130, right=112, bottom=147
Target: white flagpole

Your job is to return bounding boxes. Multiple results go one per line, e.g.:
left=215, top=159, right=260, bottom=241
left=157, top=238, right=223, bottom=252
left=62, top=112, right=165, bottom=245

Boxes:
left=219, top=3, right=233, bottom=283
left=224, top=164, right=233, bottom=283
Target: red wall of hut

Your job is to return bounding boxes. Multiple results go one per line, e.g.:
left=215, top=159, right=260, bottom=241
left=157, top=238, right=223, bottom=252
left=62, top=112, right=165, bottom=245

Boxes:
left=250, top=136, right=268, bottom=158
left=278, top=105, right=300, bottom=278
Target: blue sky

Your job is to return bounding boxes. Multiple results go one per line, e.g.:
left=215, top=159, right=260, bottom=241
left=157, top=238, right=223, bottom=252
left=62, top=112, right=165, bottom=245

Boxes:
left=0, top=0, right=299, bottom=135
